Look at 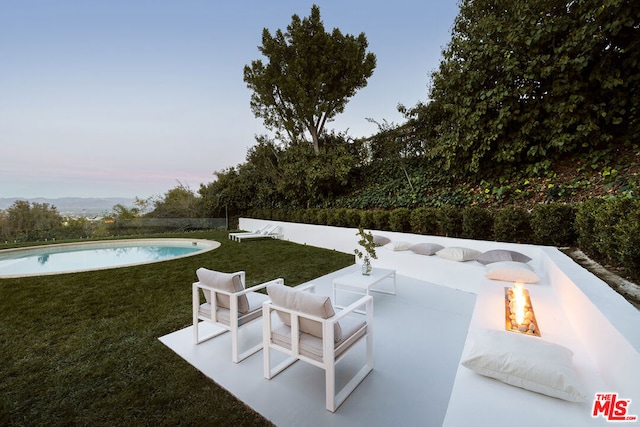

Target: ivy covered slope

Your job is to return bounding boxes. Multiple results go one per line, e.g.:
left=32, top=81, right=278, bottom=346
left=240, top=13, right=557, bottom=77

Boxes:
left=331, top=145, right=640, bottom=210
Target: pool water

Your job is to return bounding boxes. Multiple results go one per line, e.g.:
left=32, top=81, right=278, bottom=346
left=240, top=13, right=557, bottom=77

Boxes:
left=0, top=239, right=219, bottom=278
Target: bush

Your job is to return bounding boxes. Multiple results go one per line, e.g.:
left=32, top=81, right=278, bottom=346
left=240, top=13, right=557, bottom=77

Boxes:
left=436, top=205, right=462, bottom=237
left=372, top=210, right=390, bottom=230
left=615, top=204, right=640, bottom=283
left=316, top=209, right=330, bottom=225
left=344, top=209, right=362, bottom=228
left=410, top=207, right=439, bottom=235
left=530, top=203, right=577, bottom=246
left=359, top=210, right=376, bottom=229
left=389, top=208, right=411, bottom=232
left=327, top=208, right=347, bottom=227
left=575, top=198, right=606, bottom=254
left=461, top=206, right=493, bottom=240
left=493, top=206, right=532, bottom=243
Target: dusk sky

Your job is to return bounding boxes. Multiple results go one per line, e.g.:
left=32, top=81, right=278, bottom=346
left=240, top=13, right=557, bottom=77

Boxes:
left=1, top=0, right=459, bottom=200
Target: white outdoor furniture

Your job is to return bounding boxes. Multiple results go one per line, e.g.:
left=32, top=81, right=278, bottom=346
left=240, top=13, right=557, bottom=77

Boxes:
left=235, top=224, right=282, bottom=243
left=228, top=224, right=270, bottom=241
left=193, top=268, right=283, bottom=363
left=263, top=282, right=374, bottom=412
left=332, top=267, right=396, bottom=309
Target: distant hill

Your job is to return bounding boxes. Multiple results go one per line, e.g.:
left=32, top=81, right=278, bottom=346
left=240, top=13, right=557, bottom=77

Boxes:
left=0, top=197, right=136, bottom=216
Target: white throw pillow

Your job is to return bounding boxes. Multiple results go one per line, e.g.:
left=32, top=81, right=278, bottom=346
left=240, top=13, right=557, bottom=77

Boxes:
left=267, top=283, right=342, bottom=342
left=373, top=235, right=391, bottom=247
left=460, top=329, right=588, bottom=402
left=409, top=242, right=444, bottom=256
left=384, top=241, right=412, bottom=251
left=485, top=261, right=540, bottom=283
left=436, top=246, right=481, bottom=262
left=476, top=249, right=532, bottom=265
left=196, top=268, right=248, bottom=312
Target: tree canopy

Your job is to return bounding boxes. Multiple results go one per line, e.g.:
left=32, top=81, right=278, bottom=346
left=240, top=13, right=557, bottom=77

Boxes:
left=410, top=0, right=640, bottom=176
left=243, top=4, right=376, bottom=154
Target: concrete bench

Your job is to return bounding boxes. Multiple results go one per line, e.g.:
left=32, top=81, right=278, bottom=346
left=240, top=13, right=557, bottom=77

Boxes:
left=240, top=219, right=640, bottom=425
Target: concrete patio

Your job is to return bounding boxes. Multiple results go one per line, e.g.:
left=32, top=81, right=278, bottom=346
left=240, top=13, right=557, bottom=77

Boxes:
left=160, top=219, right=640, bottom=426
left=160, top=266, right=476, bottom=426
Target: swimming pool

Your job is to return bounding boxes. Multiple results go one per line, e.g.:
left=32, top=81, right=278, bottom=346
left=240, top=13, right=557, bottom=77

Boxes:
left=0, top=238, right=220, bottom=278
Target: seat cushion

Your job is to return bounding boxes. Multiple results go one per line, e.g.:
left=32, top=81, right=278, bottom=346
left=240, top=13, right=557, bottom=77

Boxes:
left=267, top=283, right=341, bottom=342
left=271, top=314, right=367, bottom=362
left=476, top=249, right=532, bottom=265
left=196, top=268, right=248, bottom=313
left=199, top=291, right=268, bottom=327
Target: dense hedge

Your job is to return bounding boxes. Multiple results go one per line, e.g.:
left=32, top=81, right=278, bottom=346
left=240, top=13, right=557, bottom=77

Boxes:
left=247, top=198, right=639, bottom=282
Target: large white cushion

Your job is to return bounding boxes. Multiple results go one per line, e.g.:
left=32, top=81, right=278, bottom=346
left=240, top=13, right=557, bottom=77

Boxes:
left=476, top=249, right=532, bottom=265
left=267, top=283, right=342, bottom=342
left=196, top=268, right=248, bottom=313
left=384, top=241, right=412, bottom=251
left=373, top=235, right=391, bottom=246
left=436, top=247, right=481, bottom=262
left=485, top=261, right=540, bottom=283
left=460, top=329, right=588, bottom=402
left=409, top=242, right=444, bottom=256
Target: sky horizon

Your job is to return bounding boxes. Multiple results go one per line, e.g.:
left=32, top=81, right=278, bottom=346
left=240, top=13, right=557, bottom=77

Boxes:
left=1, top=1, right=459, bottom=200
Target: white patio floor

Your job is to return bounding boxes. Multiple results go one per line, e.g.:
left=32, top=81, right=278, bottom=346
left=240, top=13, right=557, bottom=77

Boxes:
left=159, top=264, right=477, bottom=426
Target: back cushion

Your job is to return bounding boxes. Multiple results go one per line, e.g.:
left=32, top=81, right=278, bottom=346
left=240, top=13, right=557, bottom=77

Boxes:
left=267, top=283, right=342, bottom=342
left=196, top=268, right=249, bottom=313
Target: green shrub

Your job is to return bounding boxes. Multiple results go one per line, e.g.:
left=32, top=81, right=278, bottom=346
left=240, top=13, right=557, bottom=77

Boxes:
left=410, top=207, right=439, bottom=235
left=575, top=198, right=606, bottom=254
left=290, top=209, right=304, bottom=223
left=327, top=208, right=347, bottom=227
left=615, top=204, right=640, bottom=282
left=316, top=209, right=330, bottom=225
left=461, top=206, right=493, bottom=240
left=436, top=205, right=462, bottom=237
left=344, top=209, right=362, bottom=228
left=530, top=203, right=577, bottom=246
left=359, top=210, right=376, bottom=229
left=493, top=206, right=532, bottom=243
left=302, top=209, right=318, bottom=224
left=372, top=210, right=390, bottom=230
left=389, top=208, right=411, bottom=232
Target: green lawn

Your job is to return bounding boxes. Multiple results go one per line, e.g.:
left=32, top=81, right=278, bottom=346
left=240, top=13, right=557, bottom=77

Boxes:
left=0, top=231, right=353, bottom=426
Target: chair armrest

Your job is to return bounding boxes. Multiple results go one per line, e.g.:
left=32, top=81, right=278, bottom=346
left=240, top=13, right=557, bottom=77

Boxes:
left=330, top=295, right=373, bottom=322
left=240, top=278, right=284, bottom=295
left=293, top=283, right=316, bottom=293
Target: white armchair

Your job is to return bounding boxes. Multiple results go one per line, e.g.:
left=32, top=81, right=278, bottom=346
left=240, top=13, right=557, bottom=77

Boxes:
left=193, top=268, right=283, bottom=363
left=263, top=282, right=374, bottom=412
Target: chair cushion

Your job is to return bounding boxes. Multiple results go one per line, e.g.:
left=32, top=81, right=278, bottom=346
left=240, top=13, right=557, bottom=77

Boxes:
left=485, top=261, right=540, bottom=283
left=436, top=246, right=482, bottom=261
left=196, top=268, right=249, bottom=313
left=271, top=314, right=366, bottom=362
left=384, top=241, right=412, bottom=251
left=267, top=283, right=342, bottom=342
left=409, top=242, right=444, bottom=255
left=461, top=329, right=588, bottom=402
left=476, top=249, right=532, bottom=265
left=372, top=235, right=391, bottom=246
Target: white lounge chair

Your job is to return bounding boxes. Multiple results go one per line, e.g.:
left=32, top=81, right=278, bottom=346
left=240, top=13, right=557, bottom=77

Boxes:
left=235, top=224, right=281, bottom=242
left=193, top=268, right=283, bottom=363
left=263, top=282, right=374, bottom=412
left=228, top=224, right=270, bottom=241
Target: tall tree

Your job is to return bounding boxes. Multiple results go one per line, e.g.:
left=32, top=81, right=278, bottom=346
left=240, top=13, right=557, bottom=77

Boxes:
left=243, top=4, right=376, bottom=154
